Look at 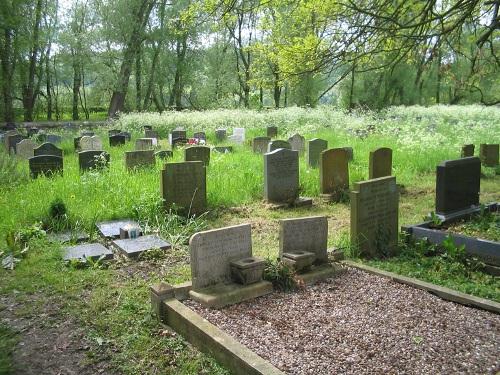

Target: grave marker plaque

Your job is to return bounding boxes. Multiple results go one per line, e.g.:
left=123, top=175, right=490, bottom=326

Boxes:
left=320, top=148, right=349, bottom=200
left=185, top=146, right=211, bottom=166
left=34, top=143, right=63, bottom=157
left=369, top=147, right=392, bottom=179
left=29, top=155, right=63, bottom=178
left=307, top=138, right=328, bottom=168
left=479, top=144, right=499, bottom=167
left=252, top=137, right=271, bottom=153
left=264, top=148, right=299, bottom=203
left=125, top=150, right=155, bottom=170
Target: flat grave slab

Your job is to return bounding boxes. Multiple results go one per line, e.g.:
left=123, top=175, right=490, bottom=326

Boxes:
left=63, top=243, right=113, bottom=261
left=49, top=230, right=89, bottom=244
left=96, top=219, right=142, bottom=239
left=112, top=234, right=171, bottom=258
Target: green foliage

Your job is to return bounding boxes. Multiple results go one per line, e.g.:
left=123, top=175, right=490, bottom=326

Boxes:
left=263, top=258, right=297, bottom=291
left=0, top=153, right=27, bottom=188
left=49, top=198, right=67, bottom=221
left=67, top=255, right=109, bottom=270
left=0, top=323, right=17, bottom=375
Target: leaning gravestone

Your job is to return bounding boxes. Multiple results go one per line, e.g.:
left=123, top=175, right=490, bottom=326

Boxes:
left=267, top=126, right=278, bottom=138
left=185, top=146, right=211, bottom=167
left=307, top=138, right=328, bottom=168
left=190, top=223, right=252, bottom=290
left=16, top=139, right=36, bottom=159
left=252, top=137, right=271, bottom=154
left=279, top=216, right=328, bottom=264
left=369, top=147, right=392, bottom=179
left=34, top=143, right=63, bottom=157
left=461, top=144, right=475, bottom=158
left=215, top=129, right=227, bottom=142
left=29, top=155, right=63, bottom=178
left=267, top=140, right=291, bottom=152
left=135, top=138, right=154, bottom=150
left=351, top=176, right=399, bottom=258
left=435, top=157, right=481, bottom=218
left=113, top=235, right=171, bottom=258
left=125, top=150, right=155, bottom=170
left=79, top=150, right=110, bottom=172
left=320, top=148, right=349, bottom=201
left=479, top=144, right=499, bottom=167
left=288, top=133, right=305, bottom=154
left=264, top=148, right=299, bottom=203
left=79, top=136, right=103, bottom=151
left=161, top=161, right=206, bottom=216
left=109, top=134, right=126, bottom=147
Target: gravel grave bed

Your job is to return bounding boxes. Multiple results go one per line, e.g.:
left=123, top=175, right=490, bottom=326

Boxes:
left=185, top=267, right=500, bottom=374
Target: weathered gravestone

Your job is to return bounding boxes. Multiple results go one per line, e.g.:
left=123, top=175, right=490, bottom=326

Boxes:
left=74, top=137, right=82, bottom=150
left=78, top=150, right=110, bottom=171
left=125, top=150, right=155, bottom=170
left=113, top=235, right=171, bottom=258
left=6, top=133, right=24, bottom=154
left=108, top=129, right=121, bottom=137
left=16, top=139, right=36, bottom=159
left=79, top=136, right=103, bottom=151
left=264, top=148, right=299, bottom=203
left=369, top=147, right=392, bottom=179
left=119, top=131, right=131, bottom=141
left=135, top=138, right=154, bottom=150
left=351, top=176, right=399, bottom=257
left=46, top=134, right=62, bottom=144
left=279, top=216, right=328, bottom=264
left=161, top=161, right=206, bottom=216
left=252, top=137, right=271, bottom=153
left=29, top=155, right=63, bottom=178
left=63, top=243, right=113, bottom=261
left=307, top=138, right=328, bottom=168
left=267, top=140, right=291, bottom=152
left=435, top=157, right=481, bottom=218
left=193, top=132, right=206, bottom=142
left=461, top=144, right=475, bottom=158
left=109, top=134, right=126, bottom=146
left=3, top=131, right=18, bottom=152
left=170, top=128, right=187, bottom=145
left=215, top=129, right=227, bottom=141
left=155, top=150, right=173, bottom=159
left=185, top=146, right=211, bottom=166
left=34, top=143, right=63, bottom=157
left=343, top=147, right=354, bottom=161
left=320, top=148, right=349, bottom=201
left=145, top=129, right=159, bottom=139
left=479, top=144, right=499, bottom=167
left=288, top=133, right=305, bottom=154
left=267, top=126, right=278, bottom=138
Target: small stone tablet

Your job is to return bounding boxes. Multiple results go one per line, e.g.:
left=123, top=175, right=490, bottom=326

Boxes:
left=112, top=235, right=171, bottom=258
left=96, top=220, right=142, bottom=239
left=63, top=243, right=113, bottom=261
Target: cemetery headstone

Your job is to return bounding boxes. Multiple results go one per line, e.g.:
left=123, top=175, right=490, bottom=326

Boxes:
left=320, top=148, right=349, bottom=201
left=185, top=146, right=210, bottom=166
left=46, top=134, right=62, bottom=144
left=479, top=144, right=499, bottom=167
left=351, top=176, right=399, bottom=257
left=7, top=134, right=24, bottom=154
left=170, top=128, right=187, bottom=145
left=307, top=138, right=328, bottom=168
left=267, top=140, right=291, bottom=153
left=461, top=144, right=475, bottom=158
left=264, top=148, right=299, bottom=203
left=29, top=155, right=63, bottom=178
left=215, top=129, right=227, bottom=141
left=113, top=235, right=171, bottom=258
left=369, top=147, right=392, bottom=179
left=78, top=150, right=110, bottom=171
left=125, top=150, right=155, bottom=170
left=172, top=137, right=188, bottom=148
left=267, top=126, right=278, bottom=138
left=16, top=139, right=36, bottom=159
left=74, top=136, right=82, bottom=150
left=135, top=138, right=154, bottom=150
left=161, top=161, right=206, bottom=215
left=3, top=131, right=18, bottom=152
left=252, top=137, right=271, bottom=153
left=155, top=150, right=173, bottom=159
left=109, top=134, right=127, bottom=146
left=213, top=146, right=233, bottom=153
left=108, top=129, right=121, bottom=137
left=79, top=135, right=103, bottom=151
left=81, top=131, right=94, bottom=137
left=34, top=142, right=63, bottom=157
left=145, top=129, right=159, bottom=139
left=435, top=157, right=481, bottom=217
left=193, top=132, right=206, bottom=142
left=288, top=133, right=305, bottom=154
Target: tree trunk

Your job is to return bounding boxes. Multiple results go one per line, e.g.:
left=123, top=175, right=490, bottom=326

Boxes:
left=1, top=29, right=15, bottom=123
left=273, top=72, right=281, bottom=108
left=72, top=49, right=81, bottom=120
left=436, top=41, right=442, bottom=104
left=171, top=34, right=187, bottom=111
left=259, top=85, right=263, bottom=108
left=46, top=43, right=52, bottom=120
left=135, top=46, right=142, bottom=111
left=349, top=66, right=355, bottom=110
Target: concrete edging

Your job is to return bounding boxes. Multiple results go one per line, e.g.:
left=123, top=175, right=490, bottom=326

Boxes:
left=161, top=298, right=285, bottom=375
left=342, top=260, right=500, bottom=314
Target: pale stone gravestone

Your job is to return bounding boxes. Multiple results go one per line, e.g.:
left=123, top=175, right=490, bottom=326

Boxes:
left=29, top=155, right=63, bottom=178
left=279, top=216, right=328, bottom=264
left=267, top=126, right=278, bottom=138
left=252, top=137, right=271, bottom=153
left=267, top=140, right=291, bottom=153
left=228, top=128, right=245, bottom=144
left=215, top=129, right=227, bottom=141
left=145, top=129, right=159, bottom=139
left=213, top=146, right=233, bottom=153
left=63, top=243, right=113, bottom=261
left=113, top=235, right=171, bottom=258
left=96, top=219, right=142, bottom=239
left=479, top=144, right=499, bottom=167
left=351, top=176, right=399, bottom=257
left=320, top=148, right=349, bottom=201
left=185, top=146, right=210, bottom=166
left=46, top=134, right=62, bottom=144
left=34, top=143, right=63, bottom=157
left=307, top=138, right=328, bottom=168
left=288, top=133, right=305, bottom=154
left=190, top=224, right=252, bottom=290
left=16, top=139, right=36, bottom=159
left=155, top=150, right=173, bottom=159
left=135, top=138, right=154, bottom=150
left=264, top=148, right=299, bottom=203
left=125, top=150, right=155, bottom=170
left=461, top=144, right=474, bottom=158
left=79, top=135, right=103, bottom=151
left=369, top=147, right=392, bottom=179
left=435, top=157, right=481, bottom=218
left=108, top=129, right=121, bottom=137
left=161, top=161, right=206, bottom=215
left=193, top=132, right=206, bottom=142
left=109, top=134, right=126, bottom=146
left=78, top=150, right=110, bottom=171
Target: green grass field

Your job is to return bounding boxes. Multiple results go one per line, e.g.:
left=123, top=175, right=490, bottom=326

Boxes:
left=0, top=105, right=499, bottom=374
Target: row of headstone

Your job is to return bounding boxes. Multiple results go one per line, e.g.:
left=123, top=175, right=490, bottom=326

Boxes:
left=462, top=143, right=499, bottom=167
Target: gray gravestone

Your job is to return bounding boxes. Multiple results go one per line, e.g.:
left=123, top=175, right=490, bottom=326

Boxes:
left=79, top=135, right=103, bottom=151
left=320, top=148, right=349, bottom=200
left=96, top=219, right=142, bottom=239
left=307, top=138, right=328, bottom=168
left=461, top=144, right=475, bottom=158
left=46, top=134, right=62, bottom=144
left=479, top=144, right=499, bottom=167
left=267, top=140, right=291, bottom=153
left=264, top=148, right=299, bottom=203
left=185, top=146, right=211, bottom=166
left=29, top=155, right=63, bottom=178
left=190, top=223, right=252, bottom=290
left=78, top=150, right=110, bottom=171
left=16, top=139, right=36, bottom=159
left=34, top=143, right=63, bottom=157
left=74, top=137, right=82, bottom=150
left=267, top=126, right=278, bottom=138
left=171, top=129, right=187, bottom=145
left=252, top=137, right=271, bottom=154
left=279, top=216, right=328, bottom=264
left=369, top=147, right=392, bottom=179
left=108, top=129, right=121, bottom=137
left=112, top=235, right=171, bottom=258
left=215, top=129, right=227, bottom=141
left=145, top=129, right=159, bottom=139
left=63, top=243, right=113, bottom=261
left=288, top=133, right=305, bottom=154
left=161, top=161, right=206, bottom=216
left=6, top=133, right=23, bottom=154
left=351, top=176, right=399, bottom=258
left=435, top=157, right=481, bottom=217
left=109, top=134, right=126, bottom=146
left=125, top=150, right=155, bottom=170
left=135, top=138, right=154, bottom=150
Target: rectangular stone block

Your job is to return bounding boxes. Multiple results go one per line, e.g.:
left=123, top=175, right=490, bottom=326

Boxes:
left=264, top=148, right=299, bottom=203
left=125, top=150, right=155, bottom=170
left=307, top=138, right=328, bottom=168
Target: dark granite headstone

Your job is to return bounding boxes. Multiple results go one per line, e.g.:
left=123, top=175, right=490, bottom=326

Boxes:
left=185, top=146, right=210, bottom=166
left=215, top=129, right=227, bottom=141
left=108, top=129, right=121, bottom=137
left=264, top=148, right=299, bottom=203
left=267, top=140, right=291, bottom=153
left=307, top=138, right=328, bottom=168
left=29, top=155, right=63, bottom=178
left=267, top=126, right=278, bottom=138
left=119, top=131, right=131, bottom=141
left=109, top=134, right=126, bottom=146
left=78, top=150, right=110, bottom=171
left=171, top=129, right=187, bottom=144
left=461, top=144, right=474, bottom=158
left=34, top=142, right=63, bottom=157
left=172, top=137, right=188, bottom=148
left=193, top=132, right=206, bottom=142
left=479, top=144, right=499, bottom=167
